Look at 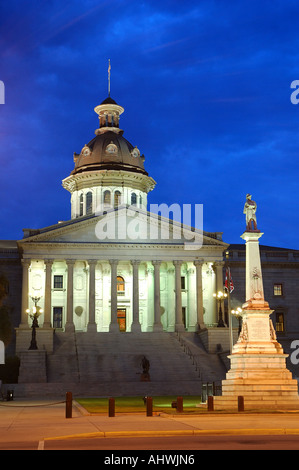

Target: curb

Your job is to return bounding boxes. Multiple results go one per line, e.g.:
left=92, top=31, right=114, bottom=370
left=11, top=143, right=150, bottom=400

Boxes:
left=44, top=427, right=299, bottom=442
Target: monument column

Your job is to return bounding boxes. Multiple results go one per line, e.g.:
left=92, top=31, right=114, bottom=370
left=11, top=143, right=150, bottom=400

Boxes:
left=131, top=260, right=141, bottom=333
left=20, top=259, right=31, bottom=327
left=87, top=260, right=97, bottom=332
left=194, top=259, right=205, bottom=330
left=174, top=260, right=184, bottom=331
left=152, top=261, right=163, bottom=331
left=109, top=259, right=119, bottom=332
left=65, top=260, right=75, bottom=332
left=43, top=259, right=53, bottom=328
left=214, top=194, right=299, bottom=411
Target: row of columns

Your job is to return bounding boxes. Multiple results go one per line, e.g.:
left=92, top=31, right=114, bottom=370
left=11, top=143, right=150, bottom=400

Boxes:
left=20, top=258, right=215, bottom=332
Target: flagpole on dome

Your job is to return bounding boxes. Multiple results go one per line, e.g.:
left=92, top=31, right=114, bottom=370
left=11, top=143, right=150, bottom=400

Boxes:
left=108, top=59, right=111, bottom=97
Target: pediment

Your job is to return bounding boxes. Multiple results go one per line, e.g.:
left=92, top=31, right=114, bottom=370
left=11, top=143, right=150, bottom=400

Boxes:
left=19, top=206, right=227, bottom=249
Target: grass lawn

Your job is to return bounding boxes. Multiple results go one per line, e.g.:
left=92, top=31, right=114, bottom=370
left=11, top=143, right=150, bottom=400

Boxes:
left=76, top=395, right=203, bottom=414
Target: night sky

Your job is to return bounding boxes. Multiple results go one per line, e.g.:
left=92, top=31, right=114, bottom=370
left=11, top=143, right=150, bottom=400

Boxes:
left=0, top=0, right=299, bottom=249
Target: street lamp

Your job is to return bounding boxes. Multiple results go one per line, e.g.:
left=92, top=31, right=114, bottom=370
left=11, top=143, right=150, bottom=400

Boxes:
left=232, top=307, right=243, bottom=335
left=213, top=290, right=227, bottom=327
left=26, top=296, right=43, bottom=350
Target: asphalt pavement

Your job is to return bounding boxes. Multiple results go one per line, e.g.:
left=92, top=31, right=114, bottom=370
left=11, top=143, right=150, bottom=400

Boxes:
left=1, top=398, right=299, bottom=448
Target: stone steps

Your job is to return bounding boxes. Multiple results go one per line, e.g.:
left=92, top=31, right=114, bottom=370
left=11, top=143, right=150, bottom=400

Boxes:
left=15, top=331, right=227, bottom=397
left=213, top=395, right=299, bottom=411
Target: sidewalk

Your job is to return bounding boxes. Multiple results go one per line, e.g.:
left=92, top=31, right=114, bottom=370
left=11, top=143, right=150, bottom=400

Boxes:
left=1, top=398, right=299, bottom=445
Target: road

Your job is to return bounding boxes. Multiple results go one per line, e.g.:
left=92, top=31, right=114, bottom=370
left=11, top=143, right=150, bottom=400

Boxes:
left=1, top=434, right=299, bottom=450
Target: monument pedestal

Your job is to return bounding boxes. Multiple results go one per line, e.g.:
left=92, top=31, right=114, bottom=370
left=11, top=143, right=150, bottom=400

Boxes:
left=213, top=222, right=299, bottom=410
left=18, top=350, right=47, bottom=384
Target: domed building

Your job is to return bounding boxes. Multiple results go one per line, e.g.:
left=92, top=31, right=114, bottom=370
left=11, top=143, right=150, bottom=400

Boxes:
left=7, top=91, right=236, bottom=393
left=63, top=96, right=156, bottom=218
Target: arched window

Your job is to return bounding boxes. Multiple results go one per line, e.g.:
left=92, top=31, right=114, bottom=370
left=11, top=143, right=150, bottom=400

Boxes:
left=117, top=276, right=125, bottom=295
left=79, top=193, right=84, bottom=216
left=86, top=192, right=93, bottom=215
left=131, top=192, right=137, bottom=206
left=103, top=190, right=111, bottom=205
left=114, top=190, right=121, bottom=208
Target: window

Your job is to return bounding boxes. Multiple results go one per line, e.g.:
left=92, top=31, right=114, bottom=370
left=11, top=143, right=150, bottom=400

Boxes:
left=114, top=191, right=121, bottom=208
left=79, top=193, right=84, bottom=216
left=103, top=190, right=111, bottom=205
left=53, top=275, right=63, bottom=289
left=86, top=191, right=93, bottom=215
left=181, top=276, right=186, bottom=290
left=276, top=312, right=285, bottom=332
left=53, top=307, right=63, bottom=329
left=131, top=192, right=137, bottom=206
left=274, top=283, right=283, bottom=296
left=117, top=276, right=125, bottom=295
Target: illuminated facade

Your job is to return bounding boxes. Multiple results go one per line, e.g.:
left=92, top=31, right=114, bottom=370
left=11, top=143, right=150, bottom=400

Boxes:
left=14, top=94, right=228, bottom=353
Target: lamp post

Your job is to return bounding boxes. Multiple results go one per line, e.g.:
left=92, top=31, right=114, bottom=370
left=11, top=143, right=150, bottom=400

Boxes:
left=232, top=307, right=243, bottom=335
left=26, top=296, right=43, bottom=350
left=213, top=291, right=227, bottom=327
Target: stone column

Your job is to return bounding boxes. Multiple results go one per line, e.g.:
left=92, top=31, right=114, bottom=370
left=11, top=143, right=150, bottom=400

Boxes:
left=109, top=259, right=119, bottom=332
left=87, top=260, right=97, bottom=332
left=194, top=259, right=205, bottom=329
left=65, top=260, right=75, bottom=332
left=152, top=261, right=163, bottom=331
left=43, top=259, right=53, bottom=328
left=131, top=260, right=141, bottom=333
left=167, top=267, right=175, bottom=331
left=174, top=260, right=184, bottom=331
left=20, top=259, right=31, bottom=327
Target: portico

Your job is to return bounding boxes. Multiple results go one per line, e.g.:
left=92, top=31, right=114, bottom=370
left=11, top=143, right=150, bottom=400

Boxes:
left=17, top=249, right=226, bottom=339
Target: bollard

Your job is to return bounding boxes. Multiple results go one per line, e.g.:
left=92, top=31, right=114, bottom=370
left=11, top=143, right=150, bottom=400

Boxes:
left=207, top=395, right=214, bottom=411
left=176, top=396, right=183, bottom=413
left=109, top=397, right=115, bottom=417
left=238, top=395, right=244, bottom=412
left=146, top=396, right=153, bottom=416
left=65, top=391, right=72, bottom=419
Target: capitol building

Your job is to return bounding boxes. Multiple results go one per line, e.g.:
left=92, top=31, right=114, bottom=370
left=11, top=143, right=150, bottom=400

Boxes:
left=0, top=90, right=299, bottom=396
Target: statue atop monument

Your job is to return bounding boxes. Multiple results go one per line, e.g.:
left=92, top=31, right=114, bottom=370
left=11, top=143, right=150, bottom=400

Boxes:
left=243, top=194, right=258, bottom=231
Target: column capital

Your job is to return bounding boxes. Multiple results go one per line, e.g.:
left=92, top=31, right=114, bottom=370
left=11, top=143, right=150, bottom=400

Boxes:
left=109, top=259, right=118, bottom=266
left=152, top=260, right=162, bottom=267
left=44, top=259, right=54, bottom=266
left=131, top=259, right=141, bottom=266
left=88, top=259, right=98, bottom=266
left=214, top=260, right=225, bottom=268
left=21, top=259, right=31, bottom=267
left=194, top=259, right=204, bottom=267
left=65, top=259, right=76, bottom=266
left=173, top=260, right=183, bottom=267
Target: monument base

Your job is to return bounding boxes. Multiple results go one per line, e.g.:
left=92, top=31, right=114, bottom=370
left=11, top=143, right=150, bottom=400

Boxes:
left=18, top=350, right=47, bottom=384
left=140, top=373, right=151, bottom=382
left=212, top=309, right=299, bottom=410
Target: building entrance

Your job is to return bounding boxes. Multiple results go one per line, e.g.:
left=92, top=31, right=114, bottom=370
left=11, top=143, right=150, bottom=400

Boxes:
left=117, top=308, right=126, bottom=332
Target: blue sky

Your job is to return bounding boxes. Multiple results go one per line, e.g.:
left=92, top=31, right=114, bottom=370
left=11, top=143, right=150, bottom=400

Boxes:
left=0, top=0, right=299, bottom=249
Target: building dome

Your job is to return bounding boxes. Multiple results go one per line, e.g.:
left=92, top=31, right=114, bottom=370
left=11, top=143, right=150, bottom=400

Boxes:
left=72, top=131, right=147, bottom=176
left=62, top=95, right=156, bottom=219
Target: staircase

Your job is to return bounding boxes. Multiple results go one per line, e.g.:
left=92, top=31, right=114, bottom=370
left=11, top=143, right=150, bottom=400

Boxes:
left=12, top=331, right=227, bottom=398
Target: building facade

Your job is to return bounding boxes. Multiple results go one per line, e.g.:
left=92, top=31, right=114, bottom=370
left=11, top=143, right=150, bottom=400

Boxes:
left=0, top=93, right=299, bottom=382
